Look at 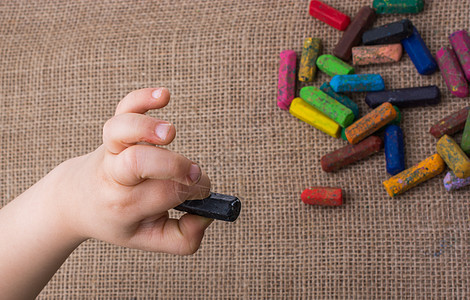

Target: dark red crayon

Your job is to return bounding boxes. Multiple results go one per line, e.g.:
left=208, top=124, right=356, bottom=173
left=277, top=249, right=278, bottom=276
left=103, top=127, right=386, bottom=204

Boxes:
left=309, top=0, right=350, bottom=31
left=429, top=106, right=470, bottom=138
left=301, top=187, right=343, bottom=206
left=333, top=6, right=376, bottom=61
left=321, top=135, right=383, bottom=172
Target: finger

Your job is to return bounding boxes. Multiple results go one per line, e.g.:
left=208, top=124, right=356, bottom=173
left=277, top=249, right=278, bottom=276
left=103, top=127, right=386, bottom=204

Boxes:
left=115, top=88, right=170, bottom=116
left=130, top=213, right=214, bottom=255
left=110, top=145, right=203, bottom=186
left=103, top=113, right=176, bottom=154
left=129, top=173, right=211, bottom=216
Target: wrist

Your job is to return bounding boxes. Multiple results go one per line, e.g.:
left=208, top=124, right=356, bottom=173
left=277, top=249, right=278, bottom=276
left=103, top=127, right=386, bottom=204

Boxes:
left=0, top=168, right=86, bottom=298
left=19, top=177, right=87, bottom=249
left=38, top=158, right=90, bottom=245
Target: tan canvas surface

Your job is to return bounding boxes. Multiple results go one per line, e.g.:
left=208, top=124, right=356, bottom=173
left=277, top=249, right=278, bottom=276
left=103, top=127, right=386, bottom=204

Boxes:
left=1, top=0, right=469, bottom=298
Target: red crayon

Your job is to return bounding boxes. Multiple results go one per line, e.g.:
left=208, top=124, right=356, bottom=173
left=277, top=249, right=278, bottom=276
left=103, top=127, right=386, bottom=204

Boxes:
left=429, top=106, right=470, bottom=138
left=301, top=187, right=343, bottom=206
left=309, top=0, right=350, bottom=31
left=321, top=135, right=383, bottom=172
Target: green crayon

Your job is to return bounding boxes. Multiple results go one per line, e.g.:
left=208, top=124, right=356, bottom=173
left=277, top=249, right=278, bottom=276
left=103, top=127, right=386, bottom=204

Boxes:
left=373, top=0, right=424, bottom=14
left=390, top=106, right=402, bottom=125
left=316, top=54, right=355, bottom=77
left=341, top=127, right=348, bottom=141
left=300, top=86, right=355, bottom=128
left=460, top=111, right=470, bottom=154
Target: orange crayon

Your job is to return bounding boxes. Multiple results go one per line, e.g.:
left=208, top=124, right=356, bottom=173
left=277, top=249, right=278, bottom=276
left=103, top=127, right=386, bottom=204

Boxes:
left=345, top=102, right=397, bottom=144
left=383, top=154, right=445, bottom=197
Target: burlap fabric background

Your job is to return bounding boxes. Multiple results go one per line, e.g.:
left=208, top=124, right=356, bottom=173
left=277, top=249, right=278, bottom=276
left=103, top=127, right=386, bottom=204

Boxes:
left=1, top=0, right=469, bottom=298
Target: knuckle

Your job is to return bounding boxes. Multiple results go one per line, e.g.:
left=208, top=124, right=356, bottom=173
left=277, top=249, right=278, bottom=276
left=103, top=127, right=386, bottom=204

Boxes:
left=166, top=155, right=190, bottom=181
left=197, top=186, right=211, bottom=199
left=178, top=239, right=200, bottom=256
left=102, top=117, right=115, bottom=143
left=120, top=146, right=140, bottom=177
left=105, top=186, right=136, bottom=215
left=189, top=175, right=211, bottom=200
left=137, top=116, right=158, bottom=140
left=174, top=182, right=190, bottom=203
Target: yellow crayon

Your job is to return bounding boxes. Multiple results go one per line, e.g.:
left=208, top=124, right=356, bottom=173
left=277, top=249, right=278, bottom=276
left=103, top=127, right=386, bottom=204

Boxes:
left=289, top=97, right=340, bottom=138
left=298, top=38, right=322, bottom=82
left=436, top=134, right=470, bottom=178
left=383, top=153, right=445, bottom=197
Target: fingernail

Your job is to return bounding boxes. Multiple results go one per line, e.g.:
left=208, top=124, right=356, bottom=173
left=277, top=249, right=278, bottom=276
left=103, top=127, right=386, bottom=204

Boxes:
left=188, top=163, right=201, bottom=183
left=152, top=88, right=163, bottom=100
left=155, top=123, right=171, bottom=140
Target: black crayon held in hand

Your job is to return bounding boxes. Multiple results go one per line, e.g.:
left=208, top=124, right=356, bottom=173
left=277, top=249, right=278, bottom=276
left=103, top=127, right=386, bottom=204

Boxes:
left=174, top=192, right=241, bottom=222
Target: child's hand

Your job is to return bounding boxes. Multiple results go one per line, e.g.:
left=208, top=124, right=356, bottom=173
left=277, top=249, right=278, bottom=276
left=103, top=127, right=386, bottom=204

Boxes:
left=46, top=88, right=212, bottom=255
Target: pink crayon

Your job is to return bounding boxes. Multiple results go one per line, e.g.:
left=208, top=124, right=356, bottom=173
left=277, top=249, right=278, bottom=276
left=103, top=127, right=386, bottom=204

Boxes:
left=449, top=30, right=470, bottom=81
left=277, top=50, right=297, bottom=110
left=436, top=46, right=468, bottom=98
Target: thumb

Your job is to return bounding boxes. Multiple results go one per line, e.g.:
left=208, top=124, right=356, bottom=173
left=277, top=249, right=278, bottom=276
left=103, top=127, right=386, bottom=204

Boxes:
left=129, top=214, right=214, bottom=255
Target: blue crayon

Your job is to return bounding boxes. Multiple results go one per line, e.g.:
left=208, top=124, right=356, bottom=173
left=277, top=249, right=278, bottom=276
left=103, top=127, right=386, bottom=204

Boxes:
left=401, top=26, right=438, bottom=75
left=384, top=124, right=405, bottom=175
left=330, top=74, right=385, bottom=93
left=320, top=82, right=359, bottom=119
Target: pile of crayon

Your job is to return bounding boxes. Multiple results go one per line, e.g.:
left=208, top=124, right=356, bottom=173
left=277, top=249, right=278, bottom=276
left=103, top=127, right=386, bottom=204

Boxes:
left=276, top=0, right=470, bottom=206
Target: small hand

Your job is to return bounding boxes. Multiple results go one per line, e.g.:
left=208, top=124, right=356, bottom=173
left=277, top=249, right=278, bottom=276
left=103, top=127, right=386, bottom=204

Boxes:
left=51, top=88, right=213, bottom=255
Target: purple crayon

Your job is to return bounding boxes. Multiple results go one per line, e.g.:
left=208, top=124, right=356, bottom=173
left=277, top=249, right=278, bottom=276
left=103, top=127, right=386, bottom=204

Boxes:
left=443, top=171, right=470, bottom=191
left=449, top=30, right=470, bottom=81
left=436, top=47, right=468, bottom=98
left=277, top=50, right=297, bottom=110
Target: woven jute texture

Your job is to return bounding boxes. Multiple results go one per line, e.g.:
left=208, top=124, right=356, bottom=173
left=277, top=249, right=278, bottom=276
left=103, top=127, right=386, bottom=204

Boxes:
left=1, top=0, right=469, bottom=298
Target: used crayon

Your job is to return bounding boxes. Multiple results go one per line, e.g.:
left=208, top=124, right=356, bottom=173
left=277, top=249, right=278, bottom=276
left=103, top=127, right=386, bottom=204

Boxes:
left=384, top=124, right=405, bottom=175
left=362, top=19, right=413, bottom=45
left=320, top=82, right=359, bottom=118
left=436, top=46, right=468, bottom=98
left=460, top=111, right=470, bottom=154
left=401, top=26, right=438, bottom=75
left=365, top=85, right=440, bottom=108
left=443, top=171, right=470, bottom=191
left=301, top=187, right=343, bottom=206
left=383, top=154, right=445, bottom=197
left=299, top=38, right=322, bottom=82
left=321, top=135, right=383, bottom=172
left=345, top=102, right=396, bottom=144
left=373, top=0, right=424, bottom=14
left=330, top=74, right=385, bottom=93
left=300, top=86, right=355, bottom=128
left=277, top=50, right=297, bottom=110
left=352, top=44, right=403, bottom=66
left=436, top=134, right=470, bottom=179
left=309, top=0, right=350, bottom=31
left=289, top=97, right=341, bottom=138
left=316, top=54, right=355, bottom=77
left=333, top=6, right=376, bottom=61
left=429, top=106, right=470, bottom=138
left=449, top=30, right=470, bottom=81
left=174, top=192, right=241, bottom=222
